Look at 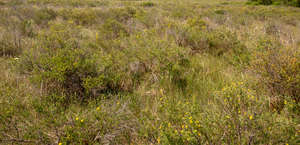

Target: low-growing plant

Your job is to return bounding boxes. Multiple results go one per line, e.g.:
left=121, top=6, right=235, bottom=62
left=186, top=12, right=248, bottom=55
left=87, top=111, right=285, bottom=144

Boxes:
left=248, top=0, right=300, bottom=7
left=252, top=38, right=300, bottom=110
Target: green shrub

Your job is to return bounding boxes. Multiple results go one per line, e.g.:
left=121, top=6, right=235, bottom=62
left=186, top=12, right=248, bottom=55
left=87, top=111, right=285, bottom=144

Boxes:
left=154, top=82, right=298, bottom=144
left=38, top=21, right=82, bottom=49
left=33, top=8, right=57, bottom=25
left=171, top=22, right=249, bottom=65
left=249, top=0, right=300, bottom=7
left=105, top=7, right=137, bottom=23
left=100, top=19, right=129, bottom=40
left=141, top=1, right=155, bottom=7
left=252, top=38, right=300, bottom=109
left=59, top=8, right=97, bottom=25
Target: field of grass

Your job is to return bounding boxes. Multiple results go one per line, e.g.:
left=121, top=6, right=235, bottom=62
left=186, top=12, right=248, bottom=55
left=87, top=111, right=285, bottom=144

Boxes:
left=0, top=0, right=299, bottom=144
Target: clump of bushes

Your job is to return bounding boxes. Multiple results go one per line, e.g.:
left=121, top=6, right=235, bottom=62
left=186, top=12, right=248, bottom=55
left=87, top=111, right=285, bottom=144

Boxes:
left=141, top=1, right=155, bottom=7
left=170, top=20, right=249, bottom=65
left=59, top=8, right=97, bottom=25
left=248, top=0, right=300, bottom=7
left=153, top=82, right=298, bottom=144
left=252, top=38, right=300, bottom=111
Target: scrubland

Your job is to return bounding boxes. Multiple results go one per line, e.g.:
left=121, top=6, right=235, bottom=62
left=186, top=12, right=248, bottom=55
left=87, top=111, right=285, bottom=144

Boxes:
left=0, top=0, right=299, bottom=144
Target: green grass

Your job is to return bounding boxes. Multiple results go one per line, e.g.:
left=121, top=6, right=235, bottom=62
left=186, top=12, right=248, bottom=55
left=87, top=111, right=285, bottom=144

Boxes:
left=0, top=0, right=299, bottom=144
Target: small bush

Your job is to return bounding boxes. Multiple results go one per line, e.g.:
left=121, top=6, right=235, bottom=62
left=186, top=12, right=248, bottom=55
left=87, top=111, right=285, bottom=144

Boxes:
left=59, top=8, right=97, bottom=25
left=154, top=82, right=298, bottom=144
left=100, top=19, right=129, bottom=40
left=105, top=7, right=137, bottom=23
left=171, top=22, right=249, bottom=65
left=33, top=8, right=57, bottom=25
left=252, top=38, right=300, bottom=109
left=141, top=1, right=155, bottom=7
left=249, top=0, right=300, bottom=7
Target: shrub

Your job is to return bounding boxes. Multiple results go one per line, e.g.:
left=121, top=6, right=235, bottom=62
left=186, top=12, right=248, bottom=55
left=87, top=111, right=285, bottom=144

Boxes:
left=154, top=82, right=298, bottom=144
left=33, top=8, right=57, bottom=25
left=104, top=7, right=137, bottom=23
left=59, top=8, right=97, bottom=25
left=100, top=19, right=129, bottom=40
left=171, top=22, right=249, bottom=65
left=141, top=1, right=155, bottom=7
left=252, top=38, right=300, bottom=110
left=248, top=0, right=300, bottom=7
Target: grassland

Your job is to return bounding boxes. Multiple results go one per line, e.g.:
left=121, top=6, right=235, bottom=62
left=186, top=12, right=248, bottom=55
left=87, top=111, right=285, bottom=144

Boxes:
left=0, top=0, right=299, bottom=144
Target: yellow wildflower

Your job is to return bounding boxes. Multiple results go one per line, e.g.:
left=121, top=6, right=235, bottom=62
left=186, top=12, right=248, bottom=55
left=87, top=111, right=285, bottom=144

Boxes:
left=284, top=100, right=287, bottom=105
left=157, top=137, right=160, bottom=144
left=160, top=89, right=164, bottom=95
left=75, top=117, right=79, bottom=121
left=189, top=120, right=193, bottom=124
left=96, top=107, right=100, bottom=111
left=58, top=143, right=62, bottom=145
left=249, top=115, right=253, bottom=120
left=80, top=119, right=84, bottom=123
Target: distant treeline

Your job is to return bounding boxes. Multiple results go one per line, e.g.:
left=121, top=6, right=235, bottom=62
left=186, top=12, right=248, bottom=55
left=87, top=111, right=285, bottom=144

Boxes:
left=249, top=0, right=300, bottom=7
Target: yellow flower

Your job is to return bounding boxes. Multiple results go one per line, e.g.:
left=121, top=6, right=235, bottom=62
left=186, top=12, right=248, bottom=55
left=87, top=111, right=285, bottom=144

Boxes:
left=168, top=122, right=171, bottom=127
left=96, top=107, right=100, bottom=111
left=189, top=120, right=193, bottom=124
left=95, top=32, right=98, bottom=40
left=284, top=100, right=287, bottom=105
left=80, top=119, right=84, bottom=123
left=75, top=117, right=79, bottom=121
left=249, top=115, right=253, bottom=120
left=157, top=137, right=160, bottom=144
left=58, top=143, right=62, bottom=145
left=160, top=89, right=164, bottom=95
left=226, top=115, right=230, bottom=119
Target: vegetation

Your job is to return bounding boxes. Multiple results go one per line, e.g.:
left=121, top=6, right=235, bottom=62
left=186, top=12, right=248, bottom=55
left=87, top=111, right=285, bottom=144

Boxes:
left=0, top=0, right=299, bottom=144
left=248, top=0, right=300, bottom=7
